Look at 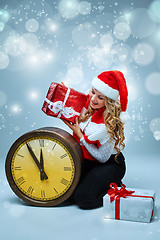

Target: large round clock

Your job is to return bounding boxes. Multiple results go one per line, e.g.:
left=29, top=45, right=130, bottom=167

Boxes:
left=5, top=127, right=83, bottom=207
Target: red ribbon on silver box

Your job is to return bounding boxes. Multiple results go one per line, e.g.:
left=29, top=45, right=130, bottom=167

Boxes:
left=107, top=183, right=154, bottom=220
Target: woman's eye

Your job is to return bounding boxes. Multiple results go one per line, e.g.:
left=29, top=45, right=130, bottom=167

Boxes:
left=92, top=90, right=95, bottom=94
left=98, top=96, right=104, bottom=100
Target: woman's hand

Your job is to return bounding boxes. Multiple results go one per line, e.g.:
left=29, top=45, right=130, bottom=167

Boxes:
left=62, top=118, right=83, bottom=139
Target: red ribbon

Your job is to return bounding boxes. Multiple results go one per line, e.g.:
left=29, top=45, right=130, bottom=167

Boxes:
left=107, top=183, right=154, bottom=220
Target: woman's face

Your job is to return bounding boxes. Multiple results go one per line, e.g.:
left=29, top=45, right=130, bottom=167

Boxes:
left=89, top=88, right=105, bottom=109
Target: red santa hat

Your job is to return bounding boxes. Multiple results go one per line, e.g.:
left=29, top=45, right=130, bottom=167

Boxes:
left=91, top=70, right=130, bottom=122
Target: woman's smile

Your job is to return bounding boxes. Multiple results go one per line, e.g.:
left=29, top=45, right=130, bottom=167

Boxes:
left=89, top=88, right=105, bottom=109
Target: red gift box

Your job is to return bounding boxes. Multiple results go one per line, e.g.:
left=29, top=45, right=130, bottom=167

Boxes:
left=42, top=82, right=87, bottom=123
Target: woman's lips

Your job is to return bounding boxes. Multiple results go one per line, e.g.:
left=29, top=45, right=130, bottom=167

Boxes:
left=91, top=101, right=98, bottom=106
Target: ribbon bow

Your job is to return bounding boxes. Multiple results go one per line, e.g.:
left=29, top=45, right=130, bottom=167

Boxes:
left=108, top=183, right=135, bottom=203
left=45, top=87, right=81, bottom=119
left=45, top=99, right=80, bottom=119
left=107, top=183, right=154, bottom=221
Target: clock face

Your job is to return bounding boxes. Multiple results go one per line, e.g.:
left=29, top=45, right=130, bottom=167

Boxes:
left=5, top=127, right=83, bottom=207
left=6, top=128, right=82, bottom=206
left=11, top=136, right=75, bottom=202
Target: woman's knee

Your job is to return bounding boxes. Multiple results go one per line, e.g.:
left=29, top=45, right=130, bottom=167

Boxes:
left=73, top=185, right=102, bottom=209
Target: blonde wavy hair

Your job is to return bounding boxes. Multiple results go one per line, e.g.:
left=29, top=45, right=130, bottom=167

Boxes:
left=79, top=96, right=125, bottom=160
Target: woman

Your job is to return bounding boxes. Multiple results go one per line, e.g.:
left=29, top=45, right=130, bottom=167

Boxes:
left=63, top=70, right=129, bottom=209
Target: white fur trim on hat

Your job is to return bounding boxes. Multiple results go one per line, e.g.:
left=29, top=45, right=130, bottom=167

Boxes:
left=91, top=77, right=119, bottom=100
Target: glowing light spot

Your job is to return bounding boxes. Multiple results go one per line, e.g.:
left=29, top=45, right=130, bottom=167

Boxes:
left=58, top=0, right=79, bottom=19
left=127, top=84, right=138, bottom=101
left=100, top=34, right=113, bottom=50
left=0, top=91, right=7, bottom=106
left=114, top=22, right=131, bottom=40
left=25, top=18, right=39, bottom=33
left=133, top=43, right=155, bottom=65
left=87, top=46, right=112, bottom=69
left=0, top=21, right=4, bottom=31
left=22, top=33, right=40, bottom=54
left=78, top=1, right=91, bottom=15
left=28, top=51, right=53, bottom=66
left=72, top=23, right=97, bottom=46
left=0, top=9, right=10, bottom=23
left=129, top=8, right=156, bottom=38
left=150, top=0, right=160, bottom=22
left=145, top=72, right=160, bottom=95
left=0, top=51, right=9, bottom=69
left=28, top=90, right=39, bottom=101
left=63, top=67, right=84, bottom=86
left=11, top=104, right=22, bottom=114
left=149, top=118, right=160, bottom=133
left=154, top=131, right=160, bottom=140
left=30, top=55, right=39, bottom=64
left=124, top=13, right=131, bottom=21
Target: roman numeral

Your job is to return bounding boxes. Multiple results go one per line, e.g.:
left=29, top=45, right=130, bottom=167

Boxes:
left=17, top=176, right=25, bottom=185
left=64, top=167, right=71, bottom=171
left=15, top=166, right=22, bottom=171
left=39, top=139, right=44, bottom=147
left=60, top=153, right=68, bottom=159
left=27, top=186, right=34, bottom=195
left=41, top=190, right=45, bottom=198
left=60, top=178, right=69, bottom=186
left=53, top=188, right=58, bottom=194
left=17, top=154, right=24, bottom=158
left=52, top=143, right=56, bottom=150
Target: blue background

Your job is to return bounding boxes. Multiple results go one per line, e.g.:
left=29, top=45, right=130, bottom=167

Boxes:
left=0, top=0, right=160, bottom=159
left=0, top=1, right=160, bottom=239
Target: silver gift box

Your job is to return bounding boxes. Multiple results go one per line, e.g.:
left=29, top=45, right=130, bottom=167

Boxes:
left=103, top=188, right=155, bottom=223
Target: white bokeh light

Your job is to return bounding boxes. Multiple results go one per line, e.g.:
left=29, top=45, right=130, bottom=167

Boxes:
left=154, top=131, right=160, bottom=141
left=111, top=44, right=133, bottom=64
left=45, top=18, right=58, bottom=32
left=22, top=33, right=40, bottom=54
left=28, top=50, right=53, bottom=66
left=127, top=84, right=138, bottom=101
left=72, top=23, right=97, bottom=47
left=0, top=90, right=7, bottom=106
left=145, top=72, right=160, bottom=95
left=114, top=22, right=131, bottom=40
left=0, top=9, right=10, bottom=23
left=100, top=34, right=113, bottom=50
left=63, top=67, right=84, bottom=86
left=150, top=0, right=160, bottom=22
left=29, top=55, right=39, bottom=65
left=0, top=51, right=9, bottom=69
left=25, top=18, right=39, bottom=33
left=11, top=104, right=22, bottom=114
left=87, top=46, right=112, bottom=69
left=149, top=118, right=160, bottom=133
left=129, top=8, right=156, bottom=38
left=28, top=90, right=39, bottom=101
left=0, top=21, right=4, bottom=31
left=4, top=34, right=26, bottom=57
left=58, top=0, right=79, bottom=19
left=149, top=118, right=160, bottom=140
left=133, top=43, right=155, bottom=65
left=78, top=1, right=91, bottom=15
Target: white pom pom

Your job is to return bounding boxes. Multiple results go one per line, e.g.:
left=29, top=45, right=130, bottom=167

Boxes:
left=120, top=111, right=131, bottom=123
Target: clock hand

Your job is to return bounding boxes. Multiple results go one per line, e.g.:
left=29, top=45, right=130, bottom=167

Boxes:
left=40, top=148, right=48, bottom=180
left=40, top=148, right=44, bottom=180
left=26, top=143, right=48, bottom=180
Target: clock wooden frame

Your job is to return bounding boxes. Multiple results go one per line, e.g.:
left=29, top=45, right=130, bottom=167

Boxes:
left=5, top=127, right=83, bottom=207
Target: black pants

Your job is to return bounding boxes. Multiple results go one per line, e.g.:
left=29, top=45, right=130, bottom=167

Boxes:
left=72, top=152, right=126, bottom=209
